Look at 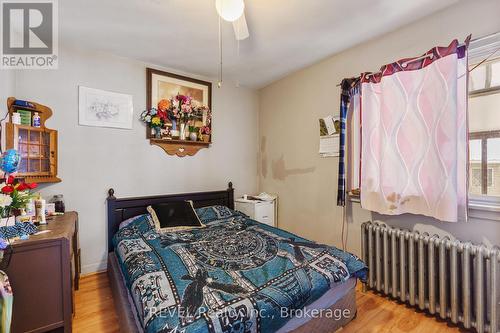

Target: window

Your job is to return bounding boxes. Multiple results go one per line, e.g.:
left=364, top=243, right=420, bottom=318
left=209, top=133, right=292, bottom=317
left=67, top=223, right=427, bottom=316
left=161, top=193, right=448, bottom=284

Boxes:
left=469, top=58, right=500, bottom=95
left=471, top=168, right=493, bottom=189
left=468, top=56, right=500, bottom=198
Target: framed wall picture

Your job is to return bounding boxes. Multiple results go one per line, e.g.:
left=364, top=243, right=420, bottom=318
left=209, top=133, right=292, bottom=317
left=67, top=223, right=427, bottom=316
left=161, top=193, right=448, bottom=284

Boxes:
left=145, top=68, right=213, bottom=157
left=146, top=68, right=212, bottom=112
left=78, top=86, right=134, bottom=129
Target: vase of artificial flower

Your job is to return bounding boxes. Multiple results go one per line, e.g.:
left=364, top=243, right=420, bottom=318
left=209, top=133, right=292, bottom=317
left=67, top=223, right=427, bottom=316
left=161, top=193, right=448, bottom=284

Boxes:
left=0, top=176, right=37, bottom=224
left=201, top=126, right=211, bottom=143
left=154, top=127, right=162, bottom=139
left=140, top=107, right=167, bottom=139
left=179, top=123, right=187, bottom=141
left=188, top=126, right=197, bottom=141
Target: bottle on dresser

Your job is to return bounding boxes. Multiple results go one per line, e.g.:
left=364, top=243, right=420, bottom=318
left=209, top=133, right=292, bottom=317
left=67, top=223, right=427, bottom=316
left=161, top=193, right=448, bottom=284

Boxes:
left=34, top=194, right=46, bottom=224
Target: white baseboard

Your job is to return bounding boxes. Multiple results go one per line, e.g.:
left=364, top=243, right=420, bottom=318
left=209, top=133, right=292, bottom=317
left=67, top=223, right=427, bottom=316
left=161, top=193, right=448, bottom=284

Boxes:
left=81, top=260, right=107, bottom=275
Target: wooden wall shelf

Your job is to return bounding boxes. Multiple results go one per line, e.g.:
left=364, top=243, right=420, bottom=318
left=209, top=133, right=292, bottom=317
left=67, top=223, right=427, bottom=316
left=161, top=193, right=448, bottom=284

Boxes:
left=150, top=139, right=211, bottom=157
left=5, top=97, right=61, bottom=183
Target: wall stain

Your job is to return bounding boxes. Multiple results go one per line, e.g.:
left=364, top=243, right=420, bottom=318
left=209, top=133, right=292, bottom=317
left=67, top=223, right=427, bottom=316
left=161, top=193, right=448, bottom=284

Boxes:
left=272, top=154, right=315, bottom=181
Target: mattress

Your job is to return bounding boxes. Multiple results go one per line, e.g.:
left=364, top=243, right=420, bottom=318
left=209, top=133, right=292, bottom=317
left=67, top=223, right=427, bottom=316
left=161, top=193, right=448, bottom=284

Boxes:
left=112, top=206, right=366, bottom=333
left=109, top=253, right=357, bottom=333
left=276, top=277, right=356, bottom=332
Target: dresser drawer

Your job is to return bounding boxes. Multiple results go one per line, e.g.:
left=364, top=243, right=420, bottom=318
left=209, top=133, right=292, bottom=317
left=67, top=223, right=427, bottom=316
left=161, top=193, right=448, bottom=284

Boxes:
left=254, top=202, right=274, bottom=226
left=254, top=202, right=272, bottom=219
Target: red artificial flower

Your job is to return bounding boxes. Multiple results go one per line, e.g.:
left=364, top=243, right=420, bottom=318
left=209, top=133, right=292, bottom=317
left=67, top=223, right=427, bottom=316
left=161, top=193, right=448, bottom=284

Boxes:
left=6, top=175, right=15, bottom=185
left=157, top=110, right=167, bottom=122
left=1, top=186, right=13, bottom=194
left=177, top=94, right=188, bottom=103
left=17, top=182, right=36, bottom=191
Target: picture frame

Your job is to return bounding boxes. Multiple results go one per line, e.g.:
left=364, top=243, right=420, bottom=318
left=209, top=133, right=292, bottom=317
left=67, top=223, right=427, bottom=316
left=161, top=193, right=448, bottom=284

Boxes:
left=145, top=68, right=213, bottom=156
left=146, top=68, right=212, bottom=112
left=78, top=86, right=134, bottom=129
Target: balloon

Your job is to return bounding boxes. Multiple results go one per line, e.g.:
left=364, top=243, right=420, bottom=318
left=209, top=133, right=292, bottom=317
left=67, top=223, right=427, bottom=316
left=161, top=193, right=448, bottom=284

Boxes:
left=0, top=149, right=21, bottom=174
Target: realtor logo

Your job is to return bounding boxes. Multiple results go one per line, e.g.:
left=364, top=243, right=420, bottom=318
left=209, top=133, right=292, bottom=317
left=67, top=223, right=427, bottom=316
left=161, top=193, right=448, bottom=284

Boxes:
left=1, top=0, right=58, bottom=69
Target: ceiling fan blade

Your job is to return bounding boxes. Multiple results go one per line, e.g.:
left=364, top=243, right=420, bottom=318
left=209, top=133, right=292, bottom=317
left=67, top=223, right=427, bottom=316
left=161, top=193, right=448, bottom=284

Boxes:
left=232, top=13, right=249, bottom=40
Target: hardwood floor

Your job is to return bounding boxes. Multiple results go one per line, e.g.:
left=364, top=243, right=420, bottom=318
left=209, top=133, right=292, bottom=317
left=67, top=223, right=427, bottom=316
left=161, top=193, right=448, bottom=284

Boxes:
left=74, top=272, right=119, bottom=333
left=73, top=273, right=464, bottom=333
left=342, top=287, right=463, bottom=333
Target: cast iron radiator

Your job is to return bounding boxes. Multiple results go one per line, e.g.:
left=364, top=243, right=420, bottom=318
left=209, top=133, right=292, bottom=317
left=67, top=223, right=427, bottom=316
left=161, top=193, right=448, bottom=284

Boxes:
left=361, top=221, right=500, bottom=333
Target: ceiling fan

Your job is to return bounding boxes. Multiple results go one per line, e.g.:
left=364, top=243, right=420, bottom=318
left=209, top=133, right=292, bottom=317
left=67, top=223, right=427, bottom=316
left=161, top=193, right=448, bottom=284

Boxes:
left=215, top=0, right=249, bottom=40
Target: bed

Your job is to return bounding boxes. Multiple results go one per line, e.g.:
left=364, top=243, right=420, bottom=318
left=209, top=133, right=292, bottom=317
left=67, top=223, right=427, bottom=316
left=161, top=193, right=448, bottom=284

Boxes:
left=106, top=182, right=367, bottom=333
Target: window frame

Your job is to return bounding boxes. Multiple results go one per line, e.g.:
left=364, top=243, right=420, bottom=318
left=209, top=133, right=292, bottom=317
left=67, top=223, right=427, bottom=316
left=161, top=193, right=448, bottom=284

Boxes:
left=488, top=168, right=494, bottom=188
left=467, top=33, right=500, bottom=220
left=469, top=130, right=500, bottom=195
left=469, top=61, right=500, bottom=97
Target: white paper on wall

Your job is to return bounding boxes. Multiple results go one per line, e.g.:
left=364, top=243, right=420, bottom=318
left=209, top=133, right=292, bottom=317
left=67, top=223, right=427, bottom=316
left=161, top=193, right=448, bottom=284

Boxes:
left=319, top=135, right=339, bottom=157
left=319, top=116, right=340, bottom=157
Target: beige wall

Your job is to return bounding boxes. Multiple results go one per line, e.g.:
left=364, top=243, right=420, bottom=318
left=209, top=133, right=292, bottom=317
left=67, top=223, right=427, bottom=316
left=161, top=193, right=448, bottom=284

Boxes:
left=10, top=46, right=259, bottom=273
left=0, top=70, right=15, bottom=115
left=259, top=0, right=500, bottom=256
left=0, top=71, right=15, bottom=149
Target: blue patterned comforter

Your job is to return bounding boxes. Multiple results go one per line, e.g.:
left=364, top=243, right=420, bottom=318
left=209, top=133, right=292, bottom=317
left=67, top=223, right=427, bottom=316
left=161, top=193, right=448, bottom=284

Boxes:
left=113, top=206, right=367, bottom=333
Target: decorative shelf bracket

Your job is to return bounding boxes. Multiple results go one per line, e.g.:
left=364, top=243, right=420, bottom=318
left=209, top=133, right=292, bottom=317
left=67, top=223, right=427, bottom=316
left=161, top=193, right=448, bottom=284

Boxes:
left=150, top=139, right=211, bottom=157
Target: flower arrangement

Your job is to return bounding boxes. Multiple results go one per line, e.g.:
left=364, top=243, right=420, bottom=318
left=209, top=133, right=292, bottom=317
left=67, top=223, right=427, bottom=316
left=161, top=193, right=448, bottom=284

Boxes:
left=140, top=107, right=168, bottom=128
left=167, top=94, right=197, bottom=124
left=0, top=176, right=37, bottom=218
left=200, top=126, right=211, bottom=135
left=141, top=95, right=211, bottom=141
left=0, top=176, right=38, bottom=260
left=200, top=126, right=211, bottom=142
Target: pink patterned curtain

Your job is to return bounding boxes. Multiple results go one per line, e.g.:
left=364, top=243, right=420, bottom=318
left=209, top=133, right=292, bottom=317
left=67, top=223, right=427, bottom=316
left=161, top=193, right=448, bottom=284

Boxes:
left=360, top=39, right=468, bottom=222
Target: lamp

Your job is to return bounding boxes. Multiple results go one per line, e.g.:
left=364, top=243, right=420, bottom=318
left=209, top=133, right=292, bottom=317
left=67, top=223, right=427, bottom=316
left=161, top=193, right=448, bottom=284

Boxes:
left=215, top=0, right=245, bottom=22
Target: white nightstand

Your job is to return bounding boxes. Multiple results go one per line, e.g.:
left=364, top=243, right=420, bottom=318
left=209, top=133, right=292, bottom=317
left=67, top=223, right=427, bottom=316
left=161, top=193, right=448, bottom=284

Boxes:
left=235, top=198, right=276, bottom=227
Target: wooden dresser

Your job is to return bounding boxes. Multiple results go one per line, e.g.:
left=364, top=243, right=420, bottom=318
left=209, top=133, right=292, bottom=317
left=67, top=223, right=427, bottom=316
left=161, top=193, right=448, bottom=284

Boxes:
left=5, top=212, right=80, bottom=333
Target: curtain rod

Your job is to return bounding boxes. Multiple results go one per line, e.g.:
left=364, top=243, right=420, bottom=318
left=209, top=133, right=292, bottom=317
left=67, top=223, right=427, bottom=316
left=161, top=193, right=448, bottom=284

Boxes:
left=470, top=31, right=500, bottom=43
left=335, top=43, right=500, bottom=87
left=335, top=35, right=491, bottom=87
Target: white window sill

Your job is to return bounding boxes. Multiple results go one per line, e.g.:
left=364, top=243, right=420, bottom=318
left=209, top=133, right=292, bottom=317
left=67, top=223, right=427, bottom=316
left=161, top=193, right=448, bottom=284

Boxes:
left=348, top=194, right=500, bottom=222
left=469, top=196, right=500, bottom=221
left=348, top=195, right=360, bottom=203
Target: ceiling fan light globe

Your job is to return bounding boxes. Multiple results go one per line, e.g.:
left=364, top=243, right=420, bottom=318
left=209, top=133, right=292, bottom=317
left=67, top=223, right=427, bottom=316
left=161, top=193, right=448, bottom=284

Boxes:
left=215, top=0, right=245, bottom=22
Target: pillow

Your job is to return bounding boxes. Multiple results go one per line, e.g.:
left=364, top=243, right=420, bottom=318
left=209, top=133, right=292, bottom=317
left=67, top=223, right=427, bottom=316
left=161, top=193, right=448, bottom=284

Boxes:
left=119, top=214, right=150, bottom=229
left=195, top=205, right=242, bottom=223
left=147, top=201, right=204, bottom=232
left=112, top=214, right=154, bottom=249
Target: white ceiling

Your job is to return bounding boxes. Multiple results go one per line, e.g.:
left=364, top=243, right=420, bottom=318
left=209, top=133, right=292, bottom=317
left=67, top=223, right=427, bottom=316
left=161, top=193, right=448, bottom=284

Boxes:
left=60, top=0, right=460, bottom=88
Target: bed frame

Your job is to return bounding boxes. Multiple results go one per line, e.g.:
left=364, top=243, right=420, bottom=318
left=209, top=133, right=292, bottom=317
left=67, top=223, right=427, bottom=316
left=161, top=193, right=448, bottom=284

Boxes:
left=106, top=182, right=234, bottom=252
left=106, top=182, right=357, bottom=333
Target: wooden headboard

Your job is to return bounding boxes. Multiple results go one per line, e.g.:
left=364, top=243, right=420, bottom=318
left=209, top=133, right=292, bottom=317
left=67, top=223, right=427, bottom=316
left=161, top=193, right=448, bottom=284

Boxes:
left=106, top=182, right=235, bottom=252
